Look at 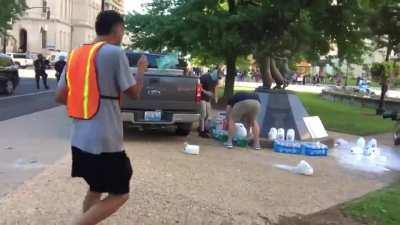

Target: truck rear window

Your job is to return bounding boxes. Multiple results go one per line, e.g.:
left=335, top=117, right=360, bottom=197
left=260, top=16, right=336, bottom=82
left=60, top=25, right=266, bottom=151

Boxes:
left=125, top=52, right=160, bottom=68
left=125, top=52, right=187, bottom=70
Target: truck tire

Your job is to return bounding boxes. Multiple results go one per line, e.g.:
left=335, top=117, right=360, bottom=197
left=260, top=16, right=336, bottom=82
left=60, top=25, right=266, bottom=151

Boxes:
left=5, top=80, right=14, bottom=95
left=176, top=123, right=193, bottom=136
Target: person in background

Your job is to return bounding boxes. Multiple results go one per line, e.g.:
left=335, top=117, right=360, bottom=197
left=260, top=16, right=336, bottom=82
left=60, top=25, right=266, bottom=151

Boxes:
left=34, top=54, right=49, bottom=89
left=56, top=10, right=149, bottom=225
left=198, top=67, right=220, bottom=138
left=225, top=92, right=261, bottom=150
left=54, top=55, right=66, bottom=82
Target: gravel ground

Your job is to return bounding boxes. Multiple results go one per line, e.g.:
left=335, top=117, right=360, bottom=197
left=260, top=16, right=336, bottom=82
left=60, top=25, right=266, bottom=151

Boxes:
left=0, top=127, right=397, bottom=225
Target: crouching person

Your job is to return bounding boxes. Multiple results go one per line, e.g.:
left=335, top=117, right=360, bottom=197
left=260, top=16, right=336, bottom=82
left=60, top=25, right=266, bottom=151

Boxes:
left=225, top=92, right=262, bottom=150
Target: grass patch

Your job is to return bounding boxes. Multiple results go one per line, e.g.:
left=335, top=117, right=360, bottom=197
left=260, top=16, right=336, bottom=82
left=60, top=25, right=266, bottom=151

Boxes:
left=343, top=183, right=400, bottom=225
left=297, top=93, right=394, bottom=135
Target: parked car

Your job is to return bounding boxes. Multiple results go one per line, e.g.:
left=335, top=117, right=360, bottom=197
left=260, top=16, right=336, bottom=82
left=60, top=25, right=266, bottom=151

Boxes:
left=6, top=53, right=34, bottom=68
left=0, top=54, right=19, bottom=95
left=121, top=52, right=200, bottom=136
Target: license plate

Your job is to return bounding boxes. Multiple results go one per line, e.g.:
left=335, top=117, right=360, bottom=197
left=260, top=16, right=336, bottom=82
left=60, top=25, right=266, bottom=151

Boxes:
left=144, top=111, right=162, bottom=121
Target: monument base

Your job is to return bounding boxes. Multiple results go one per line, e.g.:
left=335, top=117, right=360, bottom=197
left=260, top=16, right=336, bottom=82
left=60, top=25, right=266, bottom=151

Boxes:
left=256, top=89, right=333, bottom=146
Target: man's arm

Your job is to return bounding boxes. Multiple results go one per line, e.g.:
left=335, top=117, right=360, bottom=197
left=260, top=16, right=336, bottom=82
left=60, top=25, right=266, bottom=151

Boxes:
left=212, top=86, right=218, bottom=103
left=123, top=55, right=148, bottom=99
left=55, top=68, right=68, bottom=105
left=55, top=87, right=68, bottom=105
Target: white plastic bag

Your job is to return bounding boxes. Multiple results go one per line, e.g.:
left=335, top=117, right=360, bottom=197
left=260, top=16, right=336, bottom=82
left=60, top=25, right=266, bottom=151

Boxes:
left=184, top=143, right=200, bottom=155
left=274, top=160, right=314, bottom=176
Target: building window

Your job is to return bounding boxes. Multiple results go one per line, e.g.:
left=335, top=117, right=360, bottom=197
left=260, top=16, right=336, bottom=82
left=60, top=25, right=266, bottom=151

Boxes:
left=41, top=28, right=47, bottom=49
left=42, top=0, right=47, bottom=13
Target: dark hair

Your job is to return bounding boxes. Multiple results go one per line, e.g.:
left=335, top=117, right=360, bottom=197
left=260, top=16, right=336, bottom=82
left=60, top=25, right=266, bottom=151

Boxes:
left=95, top=10, right=124, bottom=36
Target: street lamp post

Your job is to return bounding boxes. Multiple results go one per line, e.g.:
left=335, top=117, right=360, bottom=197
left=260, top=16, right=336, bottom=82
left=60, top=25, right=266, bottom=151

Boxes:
left=101, top=0, right=105, bottom=11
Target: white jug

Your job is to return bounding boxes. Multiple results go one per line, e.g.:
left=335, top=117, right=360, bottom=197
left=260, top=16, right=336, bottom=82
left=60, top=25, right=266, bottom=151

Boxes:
left=286, top=129, right=295, bottom=141
left=268, top=127, right=277, bottom=140
left=277, top=128, right=285, bottom=141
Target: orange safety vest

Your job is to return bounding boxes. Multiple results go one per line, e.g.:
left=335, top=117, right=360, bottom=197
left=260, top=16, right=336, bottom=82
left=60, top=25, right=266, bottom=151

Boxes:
left=66, top=42, right=118, bottom=120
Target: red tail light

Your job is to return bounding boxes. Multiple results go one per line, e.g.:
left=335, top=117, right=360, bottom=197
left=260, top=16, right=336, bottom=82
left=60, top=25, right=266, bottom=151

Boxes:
left=195, top=81, right=202, bottom=103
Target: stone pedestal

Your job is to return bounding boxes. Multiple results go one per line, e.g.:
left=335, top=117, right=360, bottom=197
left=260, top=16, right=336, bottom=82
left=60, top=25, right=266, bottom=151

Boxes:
left=256, top=88, right=334, bottom=148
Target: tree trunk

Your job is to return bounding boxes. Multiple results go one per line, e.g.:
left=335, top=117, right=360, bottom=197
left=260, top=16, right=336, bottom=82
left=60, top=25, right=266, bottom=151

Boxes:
left=223, top=55, right=236, bottom=100
left=377, top=44, right=393, bottom=114
left=318, top=64, right=325, bottom=84
left=228, top=0, right=237, bottom=13
left=377, top=81, right=388, bottom=115
left=270, top=58, right=285, bottom=89
left=2, top=33, right=6, bottom=54
left=385, top=44, right=393, bottom=61
left=257, top=56, right=273, bottom=89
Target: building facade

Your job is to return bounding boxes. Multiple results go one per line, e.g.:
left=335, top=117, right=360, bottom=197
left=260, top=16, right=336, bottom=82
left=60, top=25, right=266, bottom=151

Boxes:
left=5, top=0, right=101, bottom=55
left=104, top=0, right=124, bottom=13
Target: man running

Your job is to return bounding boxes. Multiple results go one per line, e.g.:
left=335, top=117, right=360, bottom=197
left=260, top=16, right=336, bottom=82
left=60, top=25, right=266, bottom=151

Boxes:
left=56, top=10, right=148, bottom=225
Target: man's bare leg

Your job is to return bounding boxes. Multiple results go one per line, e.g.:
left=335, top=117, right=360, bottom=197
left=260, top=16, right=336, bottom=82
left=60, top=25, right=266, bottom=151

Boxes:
left=225, top=118, right=236, bottom=148
left=83, top=190, right=102, bottom=213
left=252, top=119, right=261, bottom=149
left=74, top=194, right=129, bottom=225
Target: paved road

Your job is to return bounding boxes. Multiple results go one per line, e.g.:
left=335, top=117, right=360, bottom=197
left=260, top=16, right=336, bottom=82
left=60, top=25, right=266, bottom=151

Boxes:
left=0, top=77, right=59, bottom=121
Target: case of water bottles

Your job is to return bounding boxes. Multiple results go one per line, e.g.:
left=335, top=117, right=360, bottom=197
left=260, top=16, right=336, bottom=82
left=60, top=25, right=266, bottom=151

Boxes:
left=302, top=142, right=328, bottom=156
left=211, top=129, right=228, bottom=142
left=271, top=128, right=329, bottom=157
left=273, top=140, right=303, bottom=155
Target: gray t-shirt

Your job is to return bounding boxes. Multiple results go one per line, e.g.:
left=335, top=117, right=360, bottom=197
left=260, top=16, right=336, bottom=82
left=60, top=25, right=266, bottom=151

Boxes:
left=58, top=44, right=135, bottom=155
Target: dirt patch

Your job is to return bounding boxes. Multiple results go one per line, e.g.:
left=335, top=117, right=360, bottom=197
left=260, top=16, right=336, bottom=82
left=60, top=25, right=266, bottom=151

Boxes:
left=275, top=205, right=364, bottom=225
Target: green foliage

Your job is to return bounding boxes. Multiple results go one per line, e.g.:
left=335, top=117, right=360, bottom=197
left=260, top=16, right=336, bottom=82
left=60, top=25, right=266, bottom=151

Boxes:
left=125, top=0, right=376, bottom=96
left=371, top=61, right=399, bottom=82
left=368, top=0, right=400, bottom=58
left=344, top=183, right=400, bottom=225
left=0, top=0, right=26, bottom=34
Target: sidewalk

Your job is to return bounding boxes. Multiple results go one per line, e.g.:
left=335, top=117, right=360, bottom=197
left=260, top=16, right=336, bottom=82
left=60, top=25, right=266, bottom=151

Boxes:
left=0, top=107, right=70, bottom=198
left=0, top=108, right=398, bottom=224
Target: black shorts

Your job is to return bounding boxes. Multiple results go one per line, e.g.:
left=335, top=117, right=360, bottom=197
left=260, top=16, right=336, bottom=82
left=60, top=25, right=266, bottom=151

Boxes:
left=71, top=146, right=133, bottom=195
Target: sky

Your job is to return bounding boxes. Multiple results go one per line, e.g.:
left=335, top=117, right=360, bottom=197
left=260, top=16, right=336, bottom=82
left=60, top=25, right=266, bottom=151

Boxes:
left=124, top=0, right=152, bottom=13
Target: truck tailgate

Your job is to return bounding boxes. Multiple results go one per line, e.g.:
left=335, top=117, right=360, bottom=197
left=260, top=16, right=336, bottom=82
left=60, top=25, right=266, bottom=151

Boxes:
left=121, top=73, right=199, bottom=112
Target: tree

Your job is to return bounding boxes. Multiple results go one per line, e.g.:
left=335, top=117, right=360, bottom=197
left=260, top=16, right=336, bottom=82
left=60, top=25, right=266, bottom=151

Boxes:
left=371, top=61, right=399, bottom=113
left=126, top=0, right=370, bottom=95
left=243, top=0, right=369, bottom=89
left=368, top=1, right=400, bottom=114
left=126, top=0, right=251, bottom=99
left=0, top=0, right=27, bottom=53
